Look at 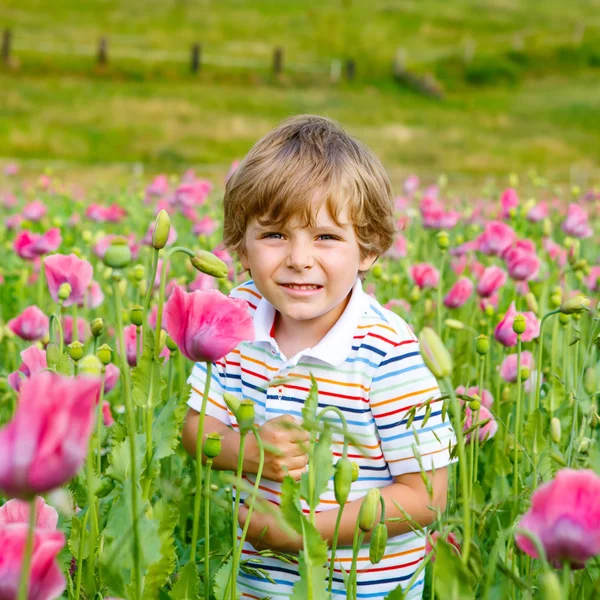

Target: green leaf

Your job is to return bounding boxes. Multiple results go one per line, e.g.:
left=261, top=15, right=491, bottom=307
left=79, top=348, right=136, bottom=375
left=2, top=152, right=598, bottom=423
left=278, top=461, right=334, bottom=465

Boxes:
left=153, top=394, right=188, bottom=461
left=67, top=512, right=90, bottom=560
left=279, top=476, right=304, bottom=534
left=523, top=408, right=545, bottom=455
left=142, top=499, right=178, bottom=600
left=432, top=539, right=474, bottom=599
left=170, top=562, right=200, bottom=600
left=299, top=426, right=334, bottom=509
left=290, top=553, right=329, bottom=600
left=106, top=434, right=146, bottom=483
left=131, top=328, right=166, bottom=410
left=213, top=555, right=239, bottom=600
left=302, top=375, right=319, bottom=430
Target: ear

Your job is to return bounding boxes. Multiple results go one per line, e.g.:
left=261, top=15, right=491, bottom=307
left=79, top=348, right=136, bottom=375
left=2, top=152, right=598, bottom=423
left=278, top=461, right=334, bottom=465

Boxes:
left=238, top=248, right=250, bottom=272
left=359, top=252, right=378, bottom=272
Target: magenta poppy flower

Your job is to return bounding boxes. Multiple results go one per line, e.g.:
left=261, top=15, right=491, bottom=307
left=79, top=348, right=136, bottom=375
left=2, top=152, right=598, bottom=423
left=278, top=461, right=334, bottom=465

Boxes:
left=171, top=179, right=212, bottom=209
left=0, top=524, right=66, bottom=600
left=5, top=214, right=23, bottom=231
left=85, top=203, right=127, bottom=223
left=443, top=277, right=474, bottom=309
left=543, top=237, right=567, bottom=267
left=212, top=245, right=233, bottom=267
left=8, top=346, right=47, bottom=392
left=526, top=201, right=549, bottom=222
left=585, top=266, right=600, bottom=292
left=44, top=254, right=93, bottom=307
left=425, top=530, right=461, bottom=563
left=102, top=401, right=115, bottom=427
left=22, top=200, right=48, bottom=222
left=62, top=316, right=91, bottom=345
left=145, top=174, right=170, bottom=201
left=449, top=240, right=479, bottom=258
left=516, top=469, right=600, bottom=568
left=455, top=385, right=494, bottom=408
left=384, top=298, right=411, bottom=315
left=0, top=371, right=100, bottom=499
left=500, top=351, right=533, bottom=383
left=494, top=302, right=540, bottom=347
left=2, top=192, right=17, bottom=208
left=7, top=306, right=49, bottom=342
left=476, top=266, right=507, bottom=298
left=79, top=280, right=104, bottom=310
left=504, top=246, right=540, bottom=282
left=0, top=496, right=58, bottom=530
left=384, top=235, right=407, bottom=260
left=103, top=363, right=121, bottom=394
left=410, top=263, right=440, bottom=290
left=118, top=324, right=169, bottom=367
left=193, top=216, right=218, bottom=237
left=561, top=204, right=593, bottom=239
left=463, top=404, right=498, bottom=443
left=13, top=228, right=62, bottom=260
left=164, top=285, right=254, bottom=363
left=420, top=196, right=461, bottom=230
left=477, top=221, right=516, bottom=256
left=500, top=188, right=519, bottom=219
left=403, top=174, right=420, bottom=195
left=189, top=272, right=217, bottom=293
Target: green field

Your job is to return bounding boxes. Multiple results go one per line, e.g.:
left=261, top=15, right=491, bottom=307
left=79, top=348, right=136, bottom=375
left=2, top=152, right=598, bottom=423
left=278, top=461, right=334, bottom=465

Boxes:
left=2, top=0, right=600, bottom=185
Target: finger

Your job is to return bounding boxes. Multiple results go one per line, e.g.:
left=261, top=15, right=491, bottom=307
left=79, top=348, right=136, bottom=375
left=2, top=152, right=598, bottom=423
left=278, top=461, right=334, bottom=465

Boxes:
left=282, top=454, right=309, bottom=471
left=287, top=441, right=311, bottom=457
left=238, top=504, right=249, bottom=527
left=286, top=466, right=308, bottom=482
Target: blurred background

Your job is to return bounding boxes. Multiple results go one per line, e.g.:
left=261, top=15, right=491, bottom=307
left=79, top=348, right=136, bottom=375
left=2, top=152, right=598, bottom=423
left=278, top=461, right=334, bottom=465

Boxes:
left=1, top=0, right=600, bottom=189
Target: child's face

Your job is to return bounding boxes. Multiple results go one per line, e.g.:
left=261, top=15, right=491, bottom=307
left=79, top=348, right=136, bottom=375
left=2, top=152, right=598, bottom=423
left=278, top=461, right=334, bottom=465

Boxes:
left=239, top=199, right=376, bottom=333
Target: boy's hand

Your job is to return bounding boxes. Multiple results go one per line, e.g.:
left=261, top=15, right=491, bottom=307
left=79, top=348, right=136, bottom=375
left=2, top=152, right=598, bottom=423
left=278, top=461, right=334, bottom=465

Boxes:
left=246, top=414, right=309, bottom=482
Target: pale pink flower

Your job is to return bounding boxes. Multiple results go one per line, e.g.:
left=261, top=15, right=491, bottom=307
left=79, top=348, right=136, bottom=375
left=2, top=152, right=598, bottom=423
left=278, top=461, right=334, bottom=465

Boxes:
left=189, top=272, right=218, bottom=292
left=44, top=254, right=94, bottom=307
left=500, top=351, right=533, bottom=383
left=119, top=324, right=169, bottom=367
left=103, top=363, right=121, bottom=394
left=13, top=228, right=62, bottom=260
left=476, top=266, right=507, bottom=298
left=403, top=175, right=420, bottom=195
left=164, top=285, right=255, bottom=362
left=85, top=203, right=127, bottom=223
left=171, top=179, right=212, bottom=209
left=0, top=524, right=66, bottom=599
left=425, top=530, right=461, bottom=563
left=455, top=385, right=494, bottom=408
left=2, top=192, right=17, bottom=208
left=494, top=303, right=540, bottom=347
left=79, top=280, right=104, bottom=310
left=449, top=240, right=479, bottom=258
left=516, top=469, right=600, bottom=568
left=193, top=216, right=218, bottom=237
left=479, top=294, right=499, bottom=312
left=22, top=200, right=47, bottom=222
left=477, top=221, right=516, bottom=257
left=503, top=244, right=540, bottom=282
left=102, top=402, right=115, bottom=427
left=145, top=174, right=170, bottom=200
left=7, top=306, right=49, bottom=342
left=410, top=263, right=440, bottom=290
left=450, top=255, right=468, bottom=276
left=500, top=188, right=519, bottom=219
left=385, top=235, right=407, bottom=260
left=443, top=277, right=474, bottom=309
left=585, top=266, right=600, bottom=292
left=543, top=237, right=566, bottom=267
left=0, top=496, right=58, bottom=530
left=463, top=404, right=497, bottom=443
left=561, top=204, right=592, bottom=239
left=384, top=298, right=411, bottom=315
left=62, top=316, right=91, bottom=345
left=4, top=162, right=19, bottom=176
left=212, top=245, right=233, bottom=266
left=526, top=201, right=549, bottom=222
left=5, top=214, right=23, bottom=231
left=0, top=371, right=100, bottom=499
left=420, top=196, right=460, bottom=230
left=7, top=346, right=47, bottom=393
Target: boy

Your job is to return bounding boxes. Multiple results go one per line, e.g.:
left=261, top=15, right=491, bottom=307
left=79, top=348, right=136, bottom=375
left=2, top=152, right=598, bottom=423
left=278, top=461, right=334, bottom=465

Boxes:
left=182, top=115, right=454, bottom=599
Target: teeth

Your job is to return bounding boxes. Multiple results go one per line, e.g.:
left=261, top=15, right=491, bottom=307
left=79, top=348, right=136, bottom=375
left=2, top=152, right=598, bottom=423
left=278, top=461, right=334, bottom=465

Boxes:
left=285, top=284, right=320, bottom=290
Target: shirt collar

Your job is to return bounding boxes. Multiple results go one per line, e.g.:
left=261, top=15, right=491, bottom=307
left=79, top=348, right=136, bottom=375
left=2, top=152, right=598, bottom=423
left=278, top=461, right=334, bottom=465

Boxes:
left=253, top=278, right=368, bottom=366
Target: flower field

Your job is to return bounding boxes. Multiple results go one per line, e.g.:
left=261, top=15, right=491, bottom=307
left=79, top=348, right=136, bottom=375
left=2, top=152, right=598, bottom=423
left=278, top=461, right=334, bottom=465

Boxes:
left=0, top=164, right=599, bottom=599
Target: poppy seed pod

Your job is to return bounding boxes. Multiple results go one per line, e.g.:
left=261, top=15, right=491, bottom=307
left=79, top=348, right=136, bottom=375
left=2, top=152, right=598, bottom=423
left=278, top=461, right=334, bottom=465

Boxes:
left=96, top=343, right=113, bottom=366
left=103, top=238, right=132, bottom=269
left=130, top=306, right=144, bottom=327
left=476, top=334, right=490, bottom=356
left=166, top=334, right=178, bottom=353
left=90, top=317, right=104, bottom=338
left=203, top=433, right=223, bottom=459
left=359, top=488, right=381, bottom=532
left=237, top=399, right=255, bottom=433
left=78, top=355, right=102, bottom=378
left=512, top=314, right=527, bottom=335
left=436, top=231, right=450, bottom=250
left=132, top=264, right=145, bottom=282
left=351, top=461, right=360, bottom=482
left=152, top=209, right=171, bottom=250
left=58, top=283, right=72, bottom=302
left=67, top=341, right=84, bottom=362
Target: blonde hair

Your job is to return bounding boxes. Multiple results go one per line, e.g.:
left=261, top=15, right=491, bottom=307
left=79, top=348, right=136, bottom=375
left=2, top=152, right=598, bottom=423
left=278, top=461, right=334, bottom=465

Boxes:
left=223, top=115, right=396, bottom=267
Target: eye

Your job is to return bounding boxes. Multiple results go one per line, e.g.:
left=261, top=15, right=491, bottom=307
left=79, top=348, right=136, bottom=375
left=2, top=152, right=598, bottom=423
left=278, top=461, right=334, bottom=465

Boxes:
left=318, top=234, right=339, bottom=241
left=262, top=232, right=284, bottom=240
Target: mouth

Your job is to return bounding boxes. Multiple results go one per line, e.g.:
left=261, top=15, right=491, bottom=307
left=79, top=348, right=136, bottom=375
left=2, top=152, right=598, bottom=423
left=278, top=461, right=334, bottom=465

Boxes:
left=279, top=283, right=323, bottom=291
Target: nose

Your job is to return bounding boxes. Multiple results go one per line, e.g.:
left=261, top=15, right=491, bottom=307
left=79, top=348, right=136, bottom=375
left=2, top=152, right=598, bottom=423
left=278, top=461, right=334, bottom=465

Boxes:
left=285, top=238, right=314, bottom=271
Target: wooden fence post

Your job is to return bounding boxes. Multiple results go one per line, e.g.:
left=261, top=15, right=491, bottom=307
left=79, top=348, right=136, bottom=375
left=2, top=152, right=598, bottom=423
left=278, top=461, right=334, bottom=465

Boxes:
left=2, top=29, right=11, bottom=65
left=191, top=43, right=202, bottom=73
left=345, top=58, right=355, bottom=81
left=97, top=37, right=108, bottom=65
left=273, top=46, right=283, bottom=76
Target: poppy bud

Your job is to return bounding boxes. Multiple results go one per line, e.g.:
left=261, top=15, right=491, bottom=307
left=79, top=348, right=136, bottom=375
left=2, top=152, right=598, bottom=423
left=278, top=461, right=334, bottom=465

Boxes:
left=237, top=399, right=255, bottom=433
left=223, top=392, right=241, bottom=416
left=190, top=249, right=228, bottom=279
left=525, top=293, right=539, bottom=315
left=512, top=315, right=527, bottom=335
left=351, top=461, right=360, bottom=482
left=369, top=522, right=388, bottom=564
left=166, top=334, right=178, bottom=352
left=132, top=264, right=145, bottom=282
left=130, top=305, right=144, bottom=327
left=103, top=238, right=132, bottom=269
left=520, top=367, right=530, bottom=381
left=551, top=418, right=561, bottom=444
left=409, top=286, right=421, bottom=303
left=359, top=488, right=381, bottom=532
left=152, top=209, right=171, bottom=250
left=68, top=341, right=84, bottom=362
left=560, top=295, right=590, bottom=314
left=578, top=437, right=590, bottom=454
left=584, top=367, right=595, bottom=395
left=57, top=282, right=72, bottom=302
left=203, top=433, right=223, bottom=459
left=97, top=343, right=113, bottom=366
left=371, top=264, right=384, bottom=279
left=558, top=313, right=570, bottom=327
left=419, top=327, right=453, bottom=379
left=334, top=458, right=353, bottom=506
left=469, top=396, right=481, bottom=411
left=91, top=317, right=104, bottom=338
left=476, top=334, right=489, bottom=356
left=444, top=319, right=465, bottom=331
left=436, top=231, right=450, bottom=250
left=484, top=304, right=495, bottom=317
left=539, top=571, right=562, bottom=600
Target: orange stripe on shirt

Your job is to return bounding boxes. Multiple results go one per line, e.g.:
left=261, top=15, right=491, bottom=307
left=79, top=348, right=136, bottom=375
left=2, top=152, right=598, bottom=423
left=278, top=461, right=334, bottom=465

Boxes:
left=370, top=386, right=438, bottom=409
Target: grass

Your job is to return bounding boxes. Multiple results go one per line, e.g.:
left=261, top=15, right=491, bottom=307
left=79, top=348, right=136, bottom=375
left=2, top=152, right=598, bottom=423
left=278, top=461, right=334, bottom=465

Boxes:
left=1, top=0, right=600, bottom=186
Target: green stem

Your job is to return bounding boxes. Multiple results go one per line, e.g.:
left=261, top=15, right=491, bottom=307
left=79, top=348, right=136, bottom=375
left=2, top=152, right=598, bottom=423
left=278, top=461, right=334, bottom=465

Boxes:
left=563, top=562, right=571, bottom=598
left=231, top=429, right=248, bottom=600
left=17, top=498, right=36, bottom=600
left=143, top=249, right=159, bottom=326
left=513, top=336, right=522, bottom=504
left=74, top=509, right=90, bottom=600
left=442, top=377, right=471, bottom=565
left=436, top=251, right=447, bottom=334
left=86, top=435, right=98, bottom=591
left=327, top=507, right=346, bottom=595
left=204, top=459, right=213, bottom=593
left=550, top=318, right=559, bottom=414
left=72, top=302, right=79, bottom=343
left=534, top=310, right=561, bottom=415
left=36, top=260, right=45, bottom=307
left=348, top=523, right=364, bottom=600
left=49, top=313, right=64, bottom=354
left=112, top=276, right=142, bottom=599
left=308, top=428, right=318, bottom=525
left=191, top=362, right=212, bottom=565
left=472, top=355, right=485, bottom=490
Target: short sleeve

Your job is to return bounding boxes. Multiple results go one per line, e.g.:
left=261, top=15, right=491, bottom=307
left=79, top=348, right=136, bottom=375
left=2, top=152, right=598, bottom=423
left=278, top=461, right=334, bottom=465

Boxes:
left=369, top=339, right=456, bottom=476
left=187, top=360, right=231, bottom=426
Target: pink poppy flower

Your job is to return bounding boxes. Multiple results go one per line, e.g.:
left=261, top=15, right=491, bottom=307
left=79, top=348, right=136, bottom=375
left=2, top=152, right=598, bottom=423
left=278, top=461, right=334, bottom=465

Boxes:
left=443, top=277, right=474, bottom=309
left=494, top=303, right=540, bottom=347
left=171, top=179, right=212, bottom=209
left=164, top=285, right=255, bottom=362
left=142, top=220, right=178, bottom=247
left=410, top=263, right=440, bottom=290
left=0, top=371, right=100, bottom=499
left=93, top=234, right=139, bottom=261
left=526, top=201, right=549, bottom=222
left=449, top=240, right=479, bottom=258
left=455, top=385, right=494, bottom=408
left=450, top=255, right=468, bottom=276
left=225, top=160, right=240, bottom=184
left=503, top=245, right=540, bottom=282
left=542, top=237, right=567, bottom=267
left=37, top=175, right=52, bottom=190
left=403, top=175, right=420, bottom=195
left=145, top=174, right=170, bottom=200
left=477, top=221, right=516, bottom=257
left=585, top=266, right=600, bottom=292
left=463, top=404, right=497, bottom=443
left=103, top=363, right=121, bottom=394
left=79, top=280, right=104, bottom=310
left=189, top=272, right=218, bottom=293
left=385, top=235, right=407, bottom=260
left=516, top=469, right=600, bottom=568
left=13, top=228, right=62, bottom=260
left=500, top=188, right=519, bottom=219
left=500, top=351, right=533, bottom=383
left=0, top=496, right=58, bottom=530
left=0, top=524, right=66, bottom=600
left=479, top=293, right=499, bottom=313
left=8, top=346, right=47, bottom=393
left=63, top=316, right=91, bottom=345
left=420, top=196, right=461, bottom=230
left=22, top=200, right=48, bottom=222
left=193, top=216, right=218, bottom=237
left=5, top=214, right=23, bottom=231
left=44, top=254, right=94, bottom=307
left=2, top=192, right=17, bottom=208
left=425, top=530, right=461, bottom=563
left=7, top=306, right=49, bottom=342
left=4, top=162, right=19, bottom=176
left=102, top=401, right=115, bottom=427
left=476, top=266, right=507, bottom=298
left=119, top=324, right=169, bottom=367
left=212, top=245, right=233, bottom=266
left=561, top=204, right=592, bottom=239
left=85, top=203, right=127, bottom=223
left=384, top=298, right=411, bottom=315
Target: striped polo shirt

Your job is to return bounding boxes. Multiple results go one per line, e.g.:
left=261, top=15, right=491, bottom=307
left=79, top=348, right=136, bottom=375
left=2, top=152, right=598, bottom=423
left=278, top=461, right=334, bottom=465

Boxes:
left=187, top=277, right=455, bottom=599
